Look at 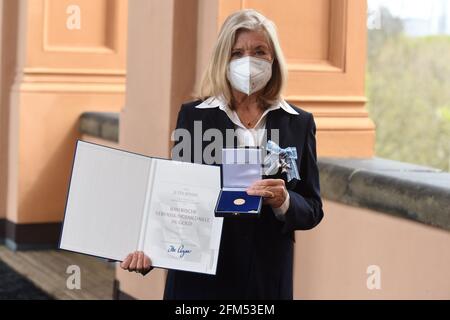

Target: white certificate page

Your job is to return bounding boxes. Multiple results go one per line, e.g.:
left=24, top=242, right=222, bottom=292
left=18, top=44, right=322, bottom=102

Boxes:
left=60, top=141, right=223, bottom=275
left=142, top=159, right=223, bottom=275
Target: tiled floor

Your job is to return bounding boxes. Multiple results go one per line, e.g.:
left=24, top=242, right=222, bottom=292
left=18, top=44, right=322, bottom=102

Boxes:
left=0, top=245, right=115, bottom=299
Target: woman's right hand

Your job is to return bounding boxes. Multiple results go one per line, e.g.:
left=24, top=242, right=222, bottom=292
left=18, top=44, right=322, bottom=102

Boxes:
left=120, top=251, right=153, bottom=275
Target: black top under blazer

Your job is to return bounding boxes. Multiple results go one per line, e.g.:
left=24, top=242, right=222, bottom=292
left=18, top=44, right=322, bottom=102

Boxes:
left=163, top=99, right=324, bottom=300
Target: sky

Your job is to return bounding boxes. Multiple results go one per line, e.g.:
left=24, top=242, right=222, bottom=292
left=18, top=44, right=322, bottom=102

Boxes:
left=368, top=0, right=449, bottom=19
left=368, top=0, right=450, bottom=34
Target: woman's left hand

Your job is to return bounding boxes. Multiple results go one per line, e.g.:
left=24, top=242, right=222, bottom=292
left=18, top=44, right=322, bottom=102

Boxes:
left=246, top=179, right=287, bottom=208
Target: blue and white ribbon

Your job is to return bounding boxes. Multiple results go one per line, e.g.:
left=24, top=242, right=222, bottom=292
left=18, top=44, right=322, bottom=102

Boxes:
left=263, top=140, right=300, bottom=182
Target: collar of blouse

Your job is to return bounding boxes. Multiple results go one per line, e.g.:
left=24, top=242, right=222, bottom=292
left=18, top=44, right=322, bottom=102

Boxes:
left=195, top=96, right=299, bottom=130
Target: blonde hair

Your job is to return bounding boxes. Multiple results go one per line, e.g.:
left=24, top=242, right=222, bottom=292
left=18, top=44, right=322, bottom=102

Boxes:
left=199, top=9, right=287, bottom=107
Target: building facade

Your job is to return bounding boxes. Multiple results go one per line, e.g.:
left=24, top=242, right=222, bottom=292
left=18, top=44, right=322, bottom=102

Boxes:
left=1, top=0, right=449, bottom=299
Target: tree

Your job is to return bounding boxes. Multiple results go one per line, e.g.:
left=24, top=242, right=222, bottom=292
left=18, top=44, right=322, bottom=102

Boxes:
left=366, top=8, right=450, bottom=172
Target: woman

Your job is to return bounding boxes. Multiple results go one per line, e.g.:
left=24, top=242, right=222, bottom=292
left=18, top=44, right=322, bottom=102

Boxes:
left=121, top=9, right=323, bottom=300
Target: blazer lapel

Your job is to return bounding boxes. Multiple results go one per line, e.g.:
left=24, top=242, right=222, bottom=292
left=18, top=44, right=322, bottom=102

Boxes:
left=262, top=108, right=299, bottom=189
left=213, top=108, right=237, bottom=148
left=264, top=108, right=285, bottom=146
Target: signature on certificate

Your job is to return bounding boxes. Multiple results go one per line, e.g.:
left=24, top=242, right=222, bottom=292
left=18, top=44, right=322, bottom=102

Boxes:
left=168, top=244, right=192, bottom=258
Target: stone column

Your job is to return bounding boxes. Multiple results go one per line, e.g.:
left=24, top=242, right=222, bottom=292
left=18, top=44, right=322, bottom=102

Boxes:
left=117, top=0, right=198, bottom=300
left=1, top=0, right=127, bottom=249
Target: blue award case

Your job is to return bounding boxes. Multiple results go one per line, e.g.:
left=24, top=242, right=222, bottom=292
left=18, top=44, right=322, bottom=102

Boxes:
left=214, top=147, right=263, bottom=217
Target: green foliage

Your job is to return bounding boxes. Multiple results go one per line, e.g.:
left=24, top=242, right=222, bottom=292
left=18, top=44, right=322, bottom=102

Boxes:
left=438, top=106, right=450, bottom=122
left=366, top=9, right=450, bottom=172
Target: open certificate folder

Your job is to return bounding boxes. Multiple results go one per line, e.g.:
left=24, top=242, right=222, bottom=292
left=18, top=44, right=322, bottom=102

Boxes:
left=60, top=140, right=223, bottom=275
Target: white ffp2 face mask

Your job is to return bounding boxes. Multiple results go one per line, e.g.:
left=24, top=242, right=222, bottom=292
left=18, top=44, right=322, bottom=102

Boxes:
left=227, top=56, right=273, bottom=95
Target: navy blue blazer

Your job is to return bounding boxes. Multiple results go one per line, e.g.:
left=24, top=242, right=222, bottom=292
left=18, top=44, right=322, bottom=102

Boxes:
left=164, top=99, right=324, bottom=300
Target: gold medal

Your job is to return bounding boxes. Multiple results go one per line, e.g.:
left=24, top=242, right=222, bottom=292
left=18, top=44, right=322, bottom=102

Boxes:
left=233, top=198, right=246, bottom=206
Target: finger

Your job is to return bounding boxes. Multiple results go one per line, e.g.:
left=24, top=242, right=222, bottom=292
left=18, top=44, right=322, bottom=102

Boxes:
left=246, top=184, right=269, bottom=191
left=136, top=251, right=144, bottom=272
left=265, top=188, right=287, bottom=207
left=249, top=179, right=285, bottom=188
left=119, top=254, right=129, bottom=268
left=143, top=255, right=151, bottom=270
left=141, top=255, right=153, bottom=275
left=129, top=252, right=138, bottom=271
left=246, top=185, right=284, bottom=196
left=270, top=187, right=286, bottom=201
left=246, top=188, right=264, bottom=196
left=261, top=185, right=285, bottom=195
left=120, top=254, right=132, bottom=269
left=272, top=185, right=287, bottom=196
left=247, top=188, right=274, bottom=198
